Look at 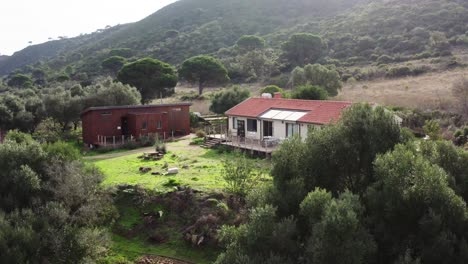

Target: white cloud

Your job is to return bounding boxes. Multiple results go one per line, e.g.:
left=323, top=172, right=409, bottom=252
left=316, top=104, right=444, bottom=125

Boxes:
left=0, top=0, right=177, bottom=55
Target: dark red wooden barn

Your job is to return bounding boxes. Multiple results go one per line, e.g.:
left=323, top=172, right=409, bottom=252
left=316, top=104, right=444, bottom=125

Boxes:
left=81, top=103, right=191, bottom=147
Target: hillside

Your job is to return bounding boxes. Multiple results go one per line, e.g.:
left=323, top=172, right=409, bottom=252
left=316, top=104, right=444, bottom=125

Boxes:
left=0, top=0, right=365, bottom=76
left=2, top=0, right=467, bottom=81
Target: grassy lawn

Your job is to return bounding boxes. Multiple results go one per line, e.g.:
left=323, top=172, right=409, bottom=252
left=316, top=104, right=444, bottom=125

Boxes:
left=93, top=140, right=271, bottom=192
left=91, top=138, right=271, bottom=263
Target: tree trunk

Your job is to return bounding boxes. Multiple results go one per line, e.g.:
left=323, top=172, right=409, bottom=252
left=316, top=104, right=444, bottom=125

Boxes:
left=198, top=82, right=204, bottom=96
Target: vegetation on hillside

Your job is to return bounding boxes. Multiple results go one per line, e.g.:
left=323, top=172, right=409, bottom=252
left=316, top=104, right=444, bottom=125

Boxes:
left=2, top=0, right=467, bottom=85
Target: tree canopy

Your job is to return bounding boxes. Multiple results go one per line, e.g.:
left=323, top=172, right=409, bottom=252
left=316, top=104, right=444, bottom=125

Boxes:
left=291, top=85, right=328, bottom=100
left=209, top=86, right=250, bottom=114
left=290, top=64, right=342, bottom=96
left=0, top=133, right=115, bottom=263
left=101, top=56, right=126, bottom=76
left=282, top=33, right=327, bottom=67
left=236, top=35, right=266, bottom=52
left=179, top=55, right=229, bottom=95
left=117, top=58, right=178, bottom=104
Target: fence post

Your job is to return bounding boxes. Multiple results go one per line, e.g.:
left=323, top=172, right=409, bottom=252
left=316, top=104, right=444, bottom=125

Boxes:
left=104, top=137, right=107, bottom=147
left=113, top=136, right=116, bottom=147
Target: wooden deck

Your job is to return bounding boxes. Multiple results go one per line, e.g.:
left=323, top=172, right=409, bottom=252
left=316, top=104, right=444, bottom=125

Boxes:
left=218, top=135, right=279, bottom=154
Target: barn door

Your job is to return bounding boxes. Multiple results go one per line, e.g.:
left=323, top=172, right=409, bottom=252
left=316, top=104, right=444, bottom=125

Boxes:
left=121, top=117, right=129, bottom=136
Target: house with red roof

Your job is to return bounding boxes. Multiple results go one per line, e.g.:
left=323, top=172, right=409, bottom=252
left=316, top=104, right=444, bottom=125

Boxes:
left=222, top=93, right=352, bottom=152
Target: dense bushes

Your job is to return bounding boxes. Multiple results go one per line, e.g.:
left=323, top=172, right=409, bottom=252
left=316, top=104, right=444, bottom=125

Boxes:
left=0, top=132, right=115, bottom=262
left=290, top=64, right=342, bottom=96
left=209, top=86, right=250, bottom=114
left=291, top=85, right=328, bottom=100
left=216, top=103, right=468, bottom=264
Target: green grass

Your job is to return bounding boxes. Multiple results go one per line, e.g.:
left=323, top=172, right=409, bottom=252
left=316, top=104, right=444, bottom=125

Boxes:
left=108, top=197, right=220, bottom=264
left=93, top=141, right=270, bottom=192
left=92, top=140, right=271, bottom=263
left=110, top=233, right=219, bottom=264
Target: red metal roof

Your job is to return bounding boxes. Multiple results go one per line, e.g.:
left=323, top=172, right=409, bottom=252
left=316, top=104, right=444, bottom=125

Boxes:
left=225, top=97, right=353, bottom=125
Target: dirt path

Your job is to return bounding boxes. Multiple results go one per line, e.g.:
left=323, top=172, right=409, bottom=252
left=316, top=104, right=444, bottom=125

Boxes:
left=84, top=135, right=195, bottom=162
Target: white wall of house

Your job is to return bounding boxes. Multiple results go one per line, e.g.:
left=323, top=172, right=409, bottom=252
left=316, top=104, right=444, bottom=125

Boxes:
left=228, top=116, right=261, bottom=140
left=228, top=116, right=324, bottom=141
left=300, top=123, right=308, bottom=139
left=260, top=120, right=303, bottom=140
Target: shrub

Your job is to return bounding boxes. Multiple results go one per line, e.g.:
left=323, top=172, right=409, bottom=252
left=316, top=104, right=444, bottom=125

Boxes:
left=122, top=140, right=139, bottom=150
left=453, top=126, right=468, bottom=146
left=190, top=112, right=201, bottom=128
left=33, top=118, right=62, bottom=143
left=222, top=152, right=258, bottom=196
left=260, top=85, right=283, bottom=96
left=291, top=85, right=328, bottom=100
left=377, top=55, right=394, bottom=65
left=5, top=130, right=34, bottom=144
left=196, top=130, right=206, bottom=138
left=42, top=141, right=81, bottom=161
left=190, top=138, right=204, bottom=145
left=155, top=140, right=167, bottom=153
left=386, top=66, right=412, bottom=78
left=423, top=120, right=442, bottom=140
left=209, top=86, right=250, bottom=114
left=163, top=178, right=181, bottom=187
left=139, top=135, right=156, bottom=147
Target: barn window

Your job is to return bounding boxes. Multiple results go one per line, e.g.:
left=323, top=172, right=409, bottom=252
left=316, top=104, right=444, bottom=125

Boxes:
left=172, top=108, right=182, bottom=111
left=142, top=121, right=147, bottom=130
left=101, top=111, right=112, bottom=116
left=157, top=120, right=162, bottom=129
left=247, top=119, right=257, bottom=132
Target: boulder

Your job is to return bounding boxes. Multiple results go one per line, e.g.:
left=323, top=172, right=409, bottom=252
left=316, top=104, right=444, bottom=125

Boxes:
left=167, top=168, right=179, bottom=175
left=139, top=167, right=152, bottom=173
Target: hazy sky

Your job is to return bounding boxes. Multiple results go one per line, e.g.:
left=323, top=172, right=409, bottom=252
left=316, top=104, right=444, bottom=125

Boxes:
left=0, top=0, right=177, bottom=55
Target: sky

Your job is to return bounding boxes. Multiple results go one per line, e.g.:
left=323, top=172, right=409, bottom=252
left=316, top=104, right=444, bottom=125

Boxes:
left=0, top=0, right=178, bottom=55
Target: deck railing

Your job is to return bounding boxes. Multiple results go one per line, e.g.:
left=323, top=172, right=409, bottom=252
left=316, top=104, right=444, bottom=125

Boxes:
left=224, top=135, right=280, bottom=153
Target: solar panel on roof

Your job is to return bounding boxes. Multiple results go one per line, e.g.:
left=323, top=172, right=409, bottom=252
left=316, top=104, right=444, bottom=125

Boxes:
left=260, top=109, right=308, bottom=121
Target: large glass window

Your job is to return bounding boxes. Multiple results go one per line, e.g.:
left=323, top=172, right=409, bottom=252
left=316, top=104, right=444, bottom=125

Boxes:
left=263, top=121, right=273, bottom=137
left=157, top=120, right=162, bottom=129
left=286, top=123, right=299, bottom=137
left=142, top=121, right=147, bottom=130
left=247, top=119, right=257, bottom=132
left=232, top=117, right=238, bottom=129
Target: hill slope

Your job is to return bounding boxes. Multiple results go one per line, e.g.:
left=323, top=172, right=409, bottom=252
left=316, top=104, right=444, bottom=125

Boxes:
left=0, top=0, right=367, bottom=76
left=0, top=0, right=467, bottom=79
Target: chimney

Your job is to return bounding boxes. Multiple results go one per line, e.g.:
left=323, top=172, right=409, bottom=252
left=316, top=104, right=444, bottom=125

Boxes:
left=274, top=92, right=282, bottom=99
